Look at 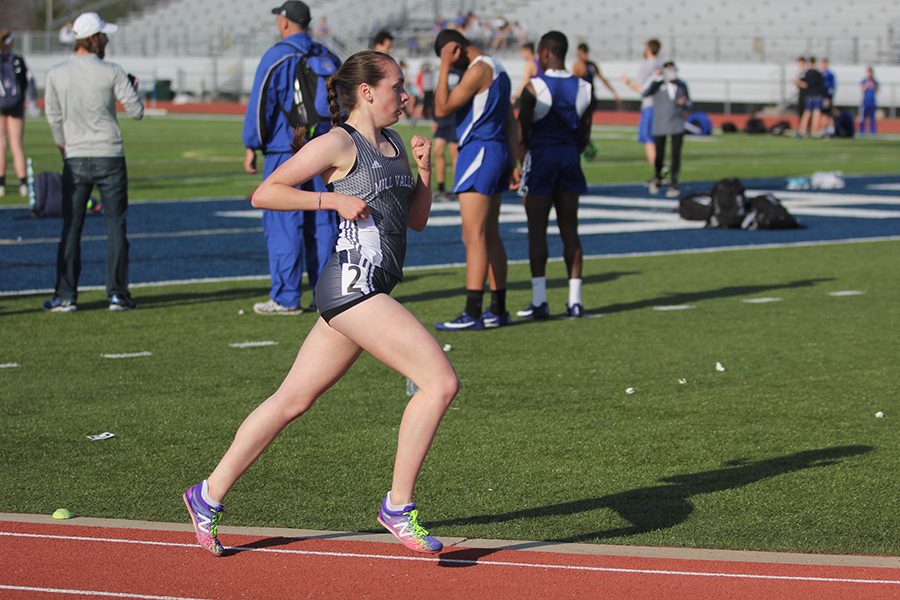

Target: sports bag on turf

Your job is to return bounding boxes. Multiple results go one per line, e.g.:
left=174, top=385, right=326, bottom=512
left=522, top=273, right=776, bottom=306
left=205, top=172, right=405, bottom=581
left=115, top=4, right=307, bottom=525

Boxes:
left=0, top=54, right=26, bottom=110
left=259, top=40, right=338, bottom=151
left=741, top=193, right=799, bottom=230
left=31, top=172, right=63, bottom=218
left=707, top=178, right=747, bottom=228
left=679, top=193, right=713, bottom=221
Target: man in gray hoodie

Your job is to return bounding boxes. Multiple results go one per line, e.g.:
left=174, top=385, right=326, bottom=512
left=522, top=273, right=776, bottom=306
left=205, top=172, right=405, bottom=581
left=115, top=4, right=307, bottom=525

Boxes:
left=43, top=12, right=144, bottom=312
left=642, top=61, right=690, bottom=198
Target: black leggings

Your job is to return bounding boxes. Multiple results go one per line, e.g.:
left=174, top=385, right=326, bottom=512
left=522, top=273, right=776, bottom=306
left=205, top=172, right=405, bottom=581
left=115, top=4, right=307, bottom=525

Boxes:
left=654, top=133, right=684, bottom=184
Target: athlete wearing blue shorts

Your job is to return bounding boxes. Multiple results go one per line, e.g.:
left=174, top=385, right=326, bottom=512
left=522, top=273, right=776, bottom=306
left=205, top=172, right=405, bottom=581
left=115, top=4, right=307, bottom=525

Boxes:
left=516, top=31, right=592, bottom=320
left=622, top=39, right=662, bottom=168
left=183, top=51, right=457, bottom=558
left=433, top=29, right=517, bottom=331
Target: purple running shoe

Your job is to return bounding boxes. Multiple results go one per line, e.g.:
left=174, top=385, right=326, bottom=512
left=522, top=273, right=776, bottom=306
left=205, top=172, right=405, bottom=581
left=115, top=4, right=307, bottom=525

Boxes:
left=377, top=495, right=443, bottom=553
left=183, top=481, right=225, bottom=556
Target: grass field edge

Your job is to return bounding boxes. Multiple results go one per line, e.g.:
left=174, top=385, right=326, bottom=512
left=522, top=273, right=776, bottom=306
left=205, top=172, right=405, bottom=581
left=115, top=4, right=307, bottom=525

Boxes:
left=2, top=513, right=897, bottom=568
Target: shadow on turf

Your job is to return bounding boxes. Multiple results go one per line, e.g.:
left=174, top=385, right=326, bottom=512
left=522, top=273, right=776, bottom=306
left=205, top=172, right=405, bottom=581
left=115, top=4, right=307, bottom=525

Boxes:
left=395, top=270, right=640, bottom=305
left=595, top=277, right=834, bottom=315
left=433, top=445, right=873, bottom=568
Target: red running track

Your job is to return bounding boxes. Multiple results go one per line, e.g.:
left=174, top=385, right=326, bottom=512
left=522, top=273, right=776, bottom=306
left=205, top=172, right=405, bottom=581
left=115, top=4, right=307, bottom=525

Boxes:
left=1, top=520, right=899, bottom=599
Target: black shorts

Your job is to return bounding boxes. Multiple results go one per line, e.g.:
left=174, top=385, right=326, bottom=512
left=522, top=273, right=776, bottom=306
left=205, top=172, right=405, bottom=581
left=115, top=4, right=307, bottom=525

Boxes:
left=316, top=250, right=400, bottom=323
left=434, top=116, right=458, bottom=143
left=0, top=104, right=25, bottom=118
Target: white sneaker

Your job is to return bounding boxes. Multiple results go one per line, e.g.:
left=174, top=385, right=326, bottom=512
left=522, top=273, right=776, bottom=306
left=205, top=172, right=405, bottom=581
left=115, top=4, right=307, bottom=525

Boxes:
left=666, top=186, right=681, bottom=198
left=253, top=299, right=302, bottom=315
left=0, top=185, right=5, bottom=198
left=19, top=183, right=28, bottom=198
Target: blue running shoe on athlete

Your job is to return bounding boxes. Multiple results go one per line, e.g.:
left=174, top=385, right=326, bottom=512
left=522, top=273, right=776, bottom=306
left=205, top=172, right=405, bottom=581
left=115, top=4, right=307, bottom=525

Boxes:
left=377, top=495, right=443, bottom=553
left=42, top=296, right=77, bottom=313
left=435, top=312, right=484, bottom=331
left=516, top=302, right=550, bottom=319
left=183, top=481, right=225, bottom=556
left=566, top=303, right=584, bottom=318
left=481, top=310, right=511, bottom=328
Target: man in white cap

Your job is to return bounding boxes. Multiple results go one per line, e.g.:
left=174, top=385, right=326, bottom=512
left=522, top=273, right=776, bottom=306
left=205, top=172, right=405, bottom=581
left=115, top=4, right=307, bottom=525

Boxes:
left=43, top=12, right=144, bottom=313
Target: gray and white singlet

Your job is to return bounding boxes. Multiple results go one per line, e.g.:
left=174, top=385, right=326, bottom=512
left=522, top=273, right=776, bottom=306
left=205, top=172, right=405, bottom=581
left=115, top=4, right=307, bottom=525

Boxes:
left=316, top=123, right=417, bottom=320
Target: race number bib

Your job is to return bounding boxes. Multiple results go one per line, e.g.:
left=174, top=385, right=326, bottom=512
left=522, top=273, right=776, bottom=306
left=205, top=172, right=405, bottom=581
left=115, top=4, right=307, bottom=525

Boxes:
left=341, top=261, right=371, bottom=296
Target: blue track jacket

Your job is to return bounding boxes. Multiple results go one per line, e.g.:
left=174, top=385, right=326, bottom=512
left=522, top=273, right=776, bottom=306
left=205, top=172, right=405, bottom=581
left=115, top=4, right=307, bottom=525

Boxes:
left=242, top=33, right=340, bottom=154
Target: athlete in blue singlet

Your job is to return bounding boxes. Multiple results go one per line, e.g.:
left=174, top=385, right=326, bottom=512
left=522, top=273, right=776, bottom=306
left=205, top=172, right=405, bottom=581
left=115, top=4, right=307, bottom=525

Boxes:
left=516, top=31, right=592, bottom=320
left=433, top=29, right=518, bottom=331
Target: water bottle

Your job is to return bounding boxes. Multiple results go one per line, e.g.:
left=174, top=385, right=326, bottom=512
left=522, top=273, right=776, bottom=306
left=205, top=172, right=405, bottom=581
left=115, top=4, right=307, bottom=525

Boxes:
left=405, top=378, right=418, bottom=397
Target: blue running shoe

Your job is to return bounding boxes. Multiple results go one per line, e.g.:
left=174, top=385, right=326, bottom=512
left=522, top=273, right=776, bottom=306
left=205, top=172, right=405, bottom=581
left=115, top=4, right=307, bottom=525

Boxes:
left=183, top=482, right=225, bottom=556
left=109, top=294, right=137, bottom=311
left=566, top=303, right=584, bottom=318
left=435, top=312, right=484, bottom=331
left=42, top=297, right=77, bottom=313
left=516, top=302, right=550, bottom=319
left=482, top=310, right=511, bottom=328
left=377, top=495, right=443, bottom=553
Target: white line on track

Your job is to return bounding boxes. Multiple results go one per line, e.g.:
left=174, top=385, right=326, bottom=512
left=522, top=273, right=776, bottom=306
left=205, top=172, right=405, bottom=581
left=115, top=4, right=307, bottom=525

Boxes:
left=0, top=585, right=209, bottom=600
left=0, top=227, right=262, bottom=246
left=2, top=531, right=898, bottom=586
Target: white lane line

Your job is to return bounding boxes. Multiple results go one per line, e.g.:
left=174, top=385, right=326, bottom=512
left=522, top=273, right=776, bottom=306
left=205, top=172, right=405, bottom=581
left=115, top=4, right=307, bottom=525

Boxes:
left=0, top=228, right=262, bottom=246
left=0, top=584, right=208, bottom=599
left=2, top=235, right=900, bottom=299
left=653, top=305, right=695, bottom=311
left=101, top=352, right=153, bottom=359
left=742, top=297, right=783, bottom=304
left=1, top=532, right=898, bottom=586
left=0, top=363, right=20, bottom=368
left=829, top=290, right=866, bottom=297
left=228, top=341, right=278, bottom=349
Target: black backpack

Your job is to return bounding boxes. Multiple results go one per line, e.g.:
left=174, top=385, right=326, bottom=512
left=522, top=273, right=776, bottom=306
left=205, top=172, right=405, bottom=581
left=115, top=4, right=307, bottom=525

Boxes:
left=679, top=193, right=713, bottom=221
left=742, top=193, right=799, bottom=230
left=31, top=172, right=63, bottom=218
left=744, top=117, right=766, bottom=134
left=707, top=178, right=747, bottom=228
left=0, top=54, right=25, bottom=110
left=259, top=41, right=338, bottom=151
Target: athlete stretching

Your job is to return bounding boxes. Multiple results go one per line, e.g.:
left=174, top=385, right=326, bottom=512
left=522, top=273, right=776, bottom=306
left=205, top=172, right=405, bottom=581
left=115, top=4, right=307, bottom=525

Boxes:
left=183, top=50, right=457, bottom=556
left=433, top=28, right=518, bottom=331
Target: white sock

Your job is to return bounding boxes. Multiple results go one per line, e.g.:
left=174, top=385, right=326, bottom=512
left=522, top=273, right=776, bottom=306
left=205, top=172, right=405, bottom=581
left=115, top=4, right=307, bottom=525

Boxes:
left=201, top=480, right=221, bottom=507
left=568, top=278, right=582, bottom=307
left=532, top=277, right=547, bottom=306
left=386, top=491, right=410, bottom=512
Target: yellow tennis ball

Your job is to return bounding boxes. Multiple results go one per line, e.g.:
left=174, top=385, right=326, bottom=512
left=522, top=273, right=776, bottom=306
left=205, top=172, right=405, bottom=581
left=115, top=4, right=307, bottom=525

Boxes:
left=52, top=508, right=73, bottom=520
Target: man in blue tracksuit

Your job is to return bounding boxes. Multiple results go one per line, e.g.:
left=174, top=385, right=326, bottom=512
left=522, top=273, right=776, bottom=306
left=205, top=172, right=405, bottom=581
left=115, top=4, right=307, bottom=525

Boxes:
left=243, top=1, right=340, bottom=315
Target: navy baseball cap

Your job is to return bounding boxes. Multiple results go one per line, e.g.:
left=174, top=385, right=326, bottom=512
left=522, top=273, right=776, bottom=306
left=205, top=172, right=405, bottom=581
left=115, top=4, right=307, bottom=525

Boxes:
left=272, top=1, right=311, bottom=25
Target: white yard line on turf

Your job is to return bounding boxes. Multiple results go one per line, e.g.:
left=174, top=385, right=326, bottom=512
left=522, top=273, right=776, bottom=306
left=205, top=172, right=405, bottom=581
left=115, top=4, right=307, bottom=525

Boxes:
left=654, top=305, right=695, bottom=311
left=829, top=290, right=866, bottom=296
left=742, top=297, right=783, bottom=304
left=0, top=585, right=209, bottom=600
left=228, top=341, right=278, bottom=348
left=0, top=532, right=898, bottom=586
left=0, top=363, right=20, bottom=368
left=102, top=352, right=153, bottom=359
left=2, top=236, right=900, bottom=299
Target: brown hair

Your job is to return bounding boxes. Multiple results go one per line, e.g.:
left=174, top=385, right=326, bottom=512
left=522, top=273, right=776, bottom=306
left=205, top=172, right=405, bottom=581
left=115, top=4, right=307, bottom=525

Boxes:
left=325, top=50, right=393, bottom=126
left=646, top=38, right=661, bottom=56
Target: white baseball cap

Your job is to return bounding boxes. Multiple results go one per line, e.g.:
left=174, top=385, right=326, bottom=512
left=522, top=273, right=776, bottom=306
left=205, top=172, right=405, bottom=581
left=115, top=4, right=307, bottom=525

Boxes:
left=72, top=12, right=118, bottom=40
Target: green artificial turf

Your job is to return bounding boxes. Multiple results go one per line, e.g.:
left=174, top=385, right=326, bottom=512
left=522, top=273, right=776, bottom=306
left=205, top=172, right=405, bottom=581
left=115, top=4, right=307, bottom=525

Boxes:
left=4, top=116, right=897, bottom=207
left=1, top=241, right=898, bottom=555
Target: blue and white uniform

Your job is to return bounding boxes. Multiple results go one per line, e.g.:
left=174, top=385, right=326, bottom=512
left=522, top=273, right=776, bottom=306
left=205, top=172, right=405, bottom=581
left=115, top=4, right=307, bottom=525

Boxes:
left=453, top=55, right=512, bottom=195
left=243, top=32, right=341, bottom=309
left=521, top=70, right=591, bottom=196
